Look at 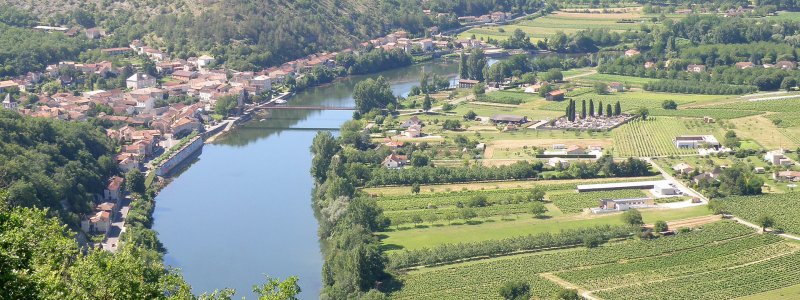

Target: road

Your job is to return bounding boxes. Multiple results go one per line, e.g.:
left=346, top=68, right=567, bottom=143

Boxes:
left=727, top=215, right=800, bottom=241
left=643, top=157, right=708, bottom=203
left=102, top=196, right=131, bottom=253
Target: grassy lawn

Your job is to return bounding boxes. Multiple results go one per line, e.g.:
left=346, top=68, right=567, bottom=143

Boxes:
left=730, top=115, right=799, bottom=149
left=380, top=205, right=709, bottom=251
left=738, top=284, right=800, bottom=300
left=761, top=11, right=800, bottom=22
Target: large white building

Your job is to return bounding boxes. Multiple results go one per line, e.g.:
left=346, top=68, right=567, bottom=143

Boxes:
left=673, top=135, right=720, bottom=149
left=126, top=73, right=157, bottom=90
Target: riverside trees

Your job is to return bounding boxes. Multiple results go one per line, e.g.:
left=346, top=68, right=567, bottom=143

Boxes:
left=353, top=76, right=396, bottom=114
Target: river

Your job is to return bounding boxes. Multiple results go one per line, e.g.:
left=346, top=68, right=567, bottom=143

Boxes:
left=152, top=59, right=459, bottom=298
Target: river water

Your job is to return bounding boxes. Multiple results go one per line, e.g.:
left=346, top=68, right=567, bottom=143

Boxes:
left=152, top=59, right=458, bottom=298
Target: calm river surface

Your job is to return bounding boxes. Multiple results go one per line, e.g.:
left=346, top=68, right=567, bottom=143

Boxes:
left=152, top=59, right=458, bottom=298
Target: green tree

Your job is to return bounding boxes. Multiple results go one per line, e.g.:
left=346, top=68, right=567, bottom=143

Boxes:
left=411, top=183, right=421, bottom=194
left=654, top=220, right=669, bottom=232
left=707, top=199, right=727, bottom=215
left=126, top=169, right=146, bottom=194
left=757, top=215, right=775, bottom=232
left=622, top=209, right=644, bottom=226
left=554, top=288, right=582, bottom=300
left=215, top=95, right=239, bottom=117
left=442, top=119, right=462, bottom=130
left=498, top=281, right=530, bottom=300
left=459, top=53, right=469, bottom=79
left=589, top=99, right=595, bottom=117
left=411, top=155, right=429, bottom=167
left=353, top=76, right=396, bottom=113
left=464, top=110, right=477, bottom=120
left=311, top=131, right=339, bottom=183
left=543, top=68, right=563, bottom=82
left=636, top=107, right=649, bottom=120
left=252, top=275, right=301, bottom=300
left=781, top=77, right=797, bottom=91
left=473, top=83, right=486, bottom=95
left=580, top=99, right=587, bottom=119
left=614, top=101, right=621, bottom=116
left=461, top=208, right=477, bottom=222
left=594, top=82, right=608, bottom=94
left=529, top=202, right=547, bottom=218
left=528, top=187, right=545, bottom=202
left=606, top=104, right=613, bottom=117
left=661, top=100, right=678, bottom=110
left=422, top=94, right=432, bottom=111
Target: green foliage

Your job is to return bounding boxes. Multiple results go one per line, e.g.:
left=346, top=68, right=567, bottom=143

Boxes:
left=654, top=220, right=669, bottom=232
left=622, top=209, right=644, bottom=226
left=498, top=281, right=530, bottom=300
left=723, top=193, right=800, bottom=235
left=644, top=79, right=756, bottom=94
left=251, top=275, right=301, bottom=300
left=662, top=100, right=678, bottom=110
left=353, top=76, right=396, bottom=113
left=550, top=190, right=648, bottom=214
left=442, top=119, right=461, bottom=131
left=529, top=202, right=547, bottom=218
left=126, top=170, right=146, bottom=194
left=0, top=111, right=115, bottom=221
left=543, top=68, right=564, bottom=82
left=0, top=23, right=92, bottom=77
left=214, top=95, right=239, bottom=117
left=593, top=82, right=608, bottom=95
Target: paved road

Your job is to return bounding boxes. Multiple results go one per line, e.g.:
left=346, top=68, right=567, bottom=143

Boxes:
left=102, top=196, right=131, bottom=253
left=644, top=157, right=708, bottom=203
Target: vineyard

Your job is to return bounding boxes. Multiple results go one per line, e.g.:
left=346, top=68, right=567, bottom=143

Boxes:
left=649, top=108, right=762, bottom=120
left=612, top=117, right=721, bottom=157
left=723, top=193, right=800, bottom=235
left=702, top=98, right=800, bottom=112
left=549, top=189, right=647, bottom=213
left=539, top=91, right=729, bottom=112
left=390, top=221, right=768, bottom=299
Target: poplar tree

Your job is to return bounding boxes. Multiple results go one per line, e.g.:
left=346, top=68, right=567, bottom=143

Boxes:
left=581, top=99, right=587, bottom=119
left=589, top=99, right=595, bottom=117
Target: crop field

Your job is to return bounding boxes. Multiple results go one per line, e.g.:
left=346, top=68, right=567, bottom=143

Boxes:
left=704, top=98, right=800, bottom=112
left=649, top=108, right=762, bottom=120
left=572, top=73, right=658, bottom=87
left=549, top=189, right=648, bottom=213
left=390, top=221, right=799, bottom=300
left=539, top=91, right=731, bottom=112
left=612, top=117, right=721, bottom=157
left=458, top=10, right=646, bottom=42
left=729, top=115, right=799, bottom=149
left=724, top=193, right=800, bottom=236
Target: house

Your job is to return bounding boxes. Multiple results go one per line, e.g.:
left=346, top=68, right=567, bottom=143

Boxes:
left=126, top=73, right=157, bottom=89
left=710, top=166, right=723, bottom=178
left=765, top=149, right=795, bottom=166
left=624, top=49, right=640, bottom=57
left=609, top=82, right=624, bottom=92
left=171, top=116, right=201, bottom=136
left=85, top=27, right=105, bottom=39
left=548, top=157, right=570, bottom=168
left=251, top=75, right=272, bottom=92
left=116, top=153, right=141, bottom=173
left=197, top=55, right=215, bottom=68
left=95, top=202, right=117, bottom=222
left=774, top=171, right=800, bottom=181
left=524, top=82, right=548, bottom=94
left=458, top=79, right=479, bottom=88
left=776, top=61, right=797, bottom=70
left=0, top=80, right=18, bottom=92
left=597, top=198, right=655, bottom=212
left=566, top=145, right=586, bottom=155
left=400, top=116, right=424, bottom=128
left=416, top=39, right=434, bottom=52
left=644, top=61, right=656, bottom=69
left=80, top=211, right=111, bottom=233
left=2, top=94, right=17, bottom=111
left=686, top=64, right=706, bottom=73
left=673, top=135, right=720, bottom=148
left=172, top=70, right=197, bottom=82
left=490, top=114, right=528, bottom=124
left=735, top=61, right=754, bottom=69
left=403, top=125, right=422, bottom=138
left=672, top=163, right=694, bottom=175
left=693, top=173, right=714, bottom=184
left=754, top=167, right=766, bottom=174
left=382, top=154, right=409, bottom=168
left=546, top=90, right=565, bottom=101
left=104, top=176, right=124, bottom=201
left=703, top=116, right=716, bottom=123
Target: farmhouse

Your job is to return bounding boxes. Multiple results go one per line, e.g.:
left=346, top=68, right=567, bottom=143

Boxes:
left=382, top=154, right=409, bottom=169
left=80, top=211, right=111, bottom=233
left=401, top=116, right=424, bottom=128
left=774, top=171, right=800, bottom=181
left=593, top=197, right=655, bottom=213
left=735, top=61, right=754, bottom=69
left=104, top=176, right=124, bottom=201
left=126, top=73, right=157, bottom=90
left=490, top=114, right=528, bottom=124
left=686, top=64, right=706, bottom=73
left=403, top=125, right=423, bottom=138
left=609, top=82, right=624, bottom=92
left=546, top=90, right=565, bottom=101
left=458, top=79, right=479, bottom=88
left=673, top=135, right=720, bottom=149
left=624, top=49, right=640, bottom=57
left=672, top=163, right=694, bottom=175
left=548, top=157, right=570, bottom=168
left=765, top=149, right=795, bottom=166
left=776, top=61, right=797, bottom=70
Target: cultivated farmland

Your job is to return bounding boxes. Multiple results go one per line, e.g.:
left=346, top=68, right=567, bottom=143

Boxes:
left=612, top=117, right=721, bottom=157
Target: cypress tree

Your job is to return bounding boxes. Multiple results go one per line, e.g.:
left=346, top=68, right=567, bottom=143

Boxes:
left=589, top=99, right=595, bottom=117
left=606, top=104, right=612, bottom=117
left=565, top=102, right=571, bottom=120
left=598, top=101, right=604, bottom=116
left=581, top=99, right=587, bottom=119
left=614, top=101, right=621, bottom=116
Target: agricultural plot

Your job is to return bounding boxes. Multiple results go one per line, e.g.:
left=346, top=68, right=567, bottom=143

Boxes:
left=539, top=91, right=730, bottom=112
left=704, top=97, right=800, bottom=112
left=724, top=193, right=800, bottom=236
left=649, top=108, right=762, bottom=120
left=729, top=115, right=798, bottom=149
left=612, top=117, right=721, bottom=157
left=391, top=221, right=777, bottom=300
left=549, top=189, right=647, bottom=213
left=572, top=73, right=658, bottom=87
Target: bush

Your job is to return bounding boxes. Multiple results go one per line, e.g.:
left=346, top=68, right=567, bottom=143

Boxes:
left=499, top=281, right=530, bottom=300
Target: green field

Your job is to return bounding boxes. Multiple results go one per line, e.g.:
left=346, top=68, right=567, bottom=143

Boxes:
left=762, top=11, right=800, bottom=22
left=724, top=193, right=800, bottom=235
left=381, top=205, right=709, bottom=251
left=573, top=73, right=658, bottom=87
left=539, top=90, right=732, bottom=112
left=549, top=189, right=647, bottom=213
left=650, top=108, right=763, bottom=120
left=612, top=117, right=723, bottom=157
left=391, top=221, right=800, bottom=300
left=738, top=284, right=800, bottom=300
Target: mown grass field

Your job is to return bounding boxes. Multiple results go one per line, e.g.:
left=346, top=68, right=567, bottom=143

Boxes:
left=381, top=205, right=709, bottom=251
left=390, top=221, right=800, bottom=300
